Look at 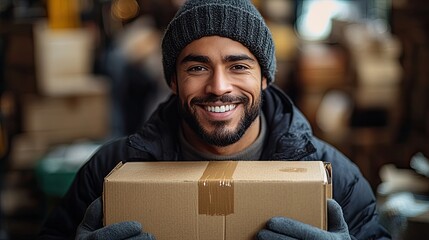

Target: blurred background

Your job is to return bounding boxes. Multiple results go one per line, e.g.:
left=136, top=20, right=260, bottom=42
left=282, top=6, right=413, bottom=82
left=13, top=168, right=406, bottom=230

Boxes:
left=0, top=0, right=428, bottom=239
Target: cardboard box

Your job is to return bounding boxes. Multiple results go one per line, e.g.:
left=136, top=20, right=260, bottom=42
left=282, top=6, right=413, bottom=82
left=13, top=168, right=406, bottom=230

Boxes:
left=33, top=21, right=101, bottom=96
left=103, top=161, right=332, bottom=240
left=21, top=89, right=109, bottom=143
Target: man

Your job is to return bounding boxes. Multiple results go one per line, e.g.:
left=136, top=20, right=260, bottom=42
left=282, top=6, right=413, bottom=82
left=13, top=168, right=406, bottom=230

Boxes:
left=39, top=0, right=391, bottom=239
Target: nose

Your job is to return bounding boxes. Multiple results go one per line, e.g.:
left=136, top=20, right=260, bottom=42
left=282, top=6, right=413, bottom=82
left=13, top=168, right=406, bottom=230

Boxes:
left=205, top=67, right=233, bottom=96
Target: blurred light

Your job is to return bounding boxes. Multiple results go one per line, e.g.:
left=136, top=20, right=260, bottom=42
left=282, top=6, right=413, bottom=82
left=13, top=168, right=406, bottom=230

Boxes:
left=296, top=0, right=359, bottom=41
left=316, top=90, right=351, bottom=134
left=111, top=0, right=140, bottom=21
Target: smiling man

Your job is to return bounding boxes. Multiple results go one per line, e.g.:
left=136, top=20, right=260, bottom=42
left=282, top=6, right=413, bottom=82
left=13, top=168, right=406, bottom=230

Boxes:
left=39, top=0, right=391, bottom=239
left=175, top=36, right=266, bottom=154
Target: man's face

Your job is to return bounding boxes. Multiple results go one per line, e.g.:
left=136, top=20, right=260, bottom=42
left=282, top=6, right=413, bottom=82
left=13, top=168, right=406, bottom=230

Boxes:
left=171, top=36, right=267, bottom=148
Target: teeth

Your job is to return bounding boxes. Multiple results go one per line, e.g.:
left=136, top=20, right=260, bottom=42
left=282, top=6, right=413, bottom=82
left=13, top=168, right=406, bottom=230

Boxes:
left=206, top=104, right=236, bottom=113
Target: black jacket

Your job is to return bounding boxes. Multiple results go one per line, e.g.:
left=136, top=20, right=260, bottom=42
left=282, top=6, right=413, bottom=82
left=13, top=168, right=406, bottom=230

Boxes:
left=39, top=85, right=391, bottom=239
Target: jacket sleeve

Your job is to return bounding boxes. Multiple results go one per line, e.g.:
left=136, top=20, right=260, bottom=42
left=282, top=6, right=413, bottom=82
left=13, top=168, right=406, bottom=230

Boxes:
left=37, top=139, right=127, bottom=239
left=312, top=139, right=391, bottom=240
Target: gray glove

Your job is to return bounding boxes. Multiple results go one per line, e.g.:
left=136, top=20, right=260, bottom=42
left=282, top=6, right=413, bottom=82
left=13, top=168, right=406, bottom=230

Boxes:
left=256, top=199, right=351, bottom=240
left=76, top=197, right=155, bottom=240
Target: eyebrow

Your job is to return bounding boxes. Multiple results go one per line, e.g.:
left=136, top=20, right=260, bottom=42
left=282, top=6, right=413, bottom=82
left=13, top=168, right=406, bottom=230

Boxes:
left=180, top=54, right=256, bottom=65
left=224, top=54, right=255, bottom=63
left=180, top=54, right=210, bottom=64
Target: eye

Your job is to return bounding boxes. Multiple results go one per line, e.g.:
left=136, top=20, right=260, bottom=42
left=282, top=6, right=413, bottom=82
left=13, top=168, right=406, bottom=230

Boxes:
left=187, top=66, right=207, bottom=72
left=231, top=64, right=249, bottom=71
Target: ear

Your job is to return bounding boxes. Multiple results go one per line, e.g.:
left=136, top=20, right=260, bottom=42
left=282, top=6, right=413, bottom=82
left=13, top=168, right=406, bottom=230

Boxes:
left=262, top=77, right=268, bottom=90
left=169, top=74, right=178, bottom=95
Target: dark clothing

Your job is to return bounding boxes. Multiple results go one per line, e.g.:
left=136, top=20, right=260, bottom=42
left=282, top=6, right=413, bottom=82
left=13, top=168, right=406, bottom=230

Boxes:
left=38, top=85, right=391, bottom=239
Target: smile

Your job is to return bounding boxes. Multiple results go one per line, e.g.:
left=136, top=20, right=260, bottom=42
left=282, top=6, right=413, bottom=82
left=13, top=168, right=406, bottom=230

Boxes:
left=205, top=104, right=236, bottom=113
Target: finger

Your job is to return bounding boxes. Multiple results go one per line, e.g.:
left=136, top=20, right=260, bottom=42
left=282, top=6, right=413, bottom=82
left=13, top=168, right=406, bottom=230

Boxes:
left=80, top=197, right=103, bottom=231
left=256, top=229, right=298, bottom=240
left=266, top=217, right=331, bottom=239
left=93, top=221, right=142, bottom=240
left=327, top=199, right=348, bottom=232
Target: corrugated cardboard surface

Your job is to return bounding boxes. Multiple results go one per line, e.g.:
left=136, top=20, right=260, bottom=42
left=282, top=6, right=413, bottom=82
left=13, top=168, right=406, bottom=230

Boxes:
left=103, top=161, right=331, bottom=240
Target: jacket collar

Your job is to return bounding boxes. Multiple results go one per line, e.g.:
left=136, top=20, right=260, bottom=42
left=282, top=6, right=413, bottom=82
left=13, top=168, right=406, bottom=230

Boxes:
left=127, top=95, right=182, bottom=160
left=260, top=85, right=316, bottom=160
left=127, top=85, right=316, bottom=160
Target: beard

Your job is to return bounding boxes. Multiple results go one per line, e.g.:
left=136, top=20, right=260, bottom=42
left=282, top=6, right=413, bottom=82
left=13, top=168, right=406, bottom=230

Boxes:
left=179, top=94, right=262, bottom=147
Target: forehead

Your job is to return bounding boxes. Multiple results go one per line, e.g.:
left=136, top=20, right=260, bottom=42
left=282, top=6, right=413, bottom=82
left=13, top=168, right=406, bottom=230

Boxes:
left=178, top=36, right=256, bottom=61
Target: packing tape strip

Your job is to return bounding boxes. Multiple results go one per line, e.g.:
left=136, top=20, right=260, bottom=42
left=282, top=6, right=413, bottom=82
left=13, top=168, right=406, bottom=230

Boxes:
left=198, top=161, right=238, bottom=216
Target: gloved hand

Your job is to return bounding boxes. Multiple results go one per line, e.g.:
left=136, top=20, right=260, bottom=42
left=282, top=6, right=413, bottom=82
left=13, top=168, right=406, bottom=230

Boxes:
left=76, top=197, right=155, bottom=240
left=256, top=199, right=351, bottom=240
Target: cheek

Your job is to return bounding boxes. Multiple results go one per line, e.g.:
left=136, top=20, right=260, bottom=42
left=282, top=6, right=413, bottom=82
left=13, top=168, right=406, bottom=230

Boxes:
left=237, top=81, right=262, bottom=104
left=177, top=80, right=203, bottom=104
left=249, top=91, right=261, bottom=106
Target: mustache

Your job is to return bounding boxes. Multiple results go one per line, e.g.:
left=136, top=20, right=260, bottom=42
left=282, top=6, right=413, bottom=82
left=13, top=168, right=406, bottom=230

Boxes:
left=191, top=94, right=248, bottom=105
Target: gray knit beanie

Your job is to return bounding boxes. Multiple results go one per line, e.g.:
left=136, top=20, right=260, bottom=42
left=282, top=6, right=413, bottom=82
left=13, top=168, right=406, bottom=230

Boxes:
left=161, top=0, right=276, bottom=86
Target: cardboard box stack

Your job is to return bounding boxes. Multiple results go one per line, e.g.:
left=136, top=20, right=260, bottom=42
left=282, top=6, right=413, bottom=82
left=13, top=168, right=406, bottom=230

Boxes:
left=103, top=161, right=332, bottom=240
left=9, top=18, right=110, bottom=169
